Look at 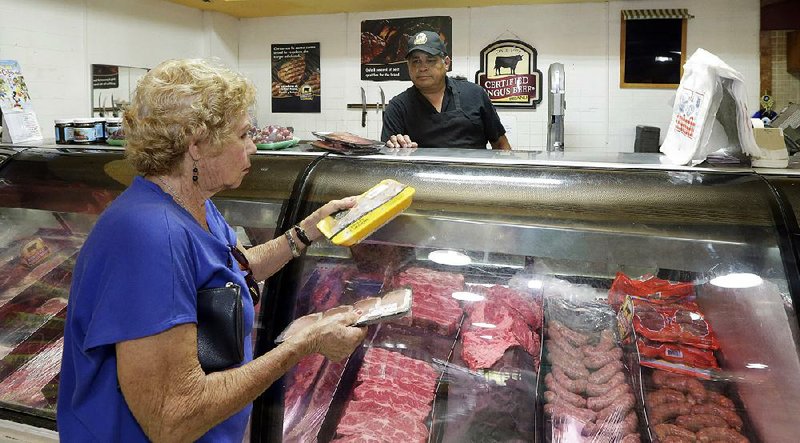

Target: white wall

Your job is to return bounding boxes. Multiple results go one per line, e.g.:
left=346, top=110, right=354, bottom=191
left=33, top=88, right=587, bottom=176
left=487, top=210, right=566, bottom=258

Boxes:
left=0, top=0, right=237, bottom=134
left=1, top=0, right=760, bottom=152
left=243, top=0, right=760, bottom=151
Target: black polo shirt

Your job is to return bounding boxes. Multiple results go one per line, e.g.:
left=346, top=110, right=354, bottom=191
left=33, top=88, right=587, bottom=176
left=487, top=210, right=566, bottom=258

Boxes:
left=381, top=77, right=506, bottom=149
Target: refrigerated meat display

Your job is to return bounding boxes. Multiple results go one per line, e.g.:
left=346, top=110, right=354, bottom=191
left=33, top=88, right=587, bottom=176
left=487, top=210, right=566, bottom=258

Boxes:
left=4, top=144, right=800, bottom=442
left=252, top=154, right=800, bottom=443
left=0, top=145, right=320, bottom=430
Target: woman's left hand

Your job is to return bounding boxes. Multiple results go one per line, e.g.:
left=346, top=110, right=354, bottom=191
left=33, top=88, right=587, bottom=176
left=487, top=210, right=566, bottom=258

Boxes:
left=298, top=196, right=357, bottom=242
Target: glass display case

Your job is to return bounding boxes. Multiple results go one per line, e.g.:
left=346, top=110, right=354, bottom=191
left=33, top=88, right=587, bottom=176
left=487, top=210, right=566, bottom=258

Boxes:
left=0, top=146, right=320, bottom=430
left=252, top=155, right=800, bottom=443
left=2, top=145, right=800, bottom=443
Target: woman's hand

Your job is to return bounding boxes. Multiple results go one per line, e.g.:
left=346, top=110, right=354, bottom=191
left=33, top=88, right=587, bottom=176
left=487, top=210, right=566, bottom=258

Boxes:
left=290, top=310, right=367, bottom=362
left=298, top=196, right=358, bottom=242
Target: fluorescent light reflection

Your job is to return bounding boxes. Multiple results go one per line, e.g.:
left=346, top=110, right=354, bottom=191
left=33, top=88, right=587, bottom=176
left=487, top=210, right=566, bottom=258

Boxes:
left=746, top=363, right=768, bottom=369
left=428, top=250, right=471, bottom=266
left=417, top=172, right=562, bottom=187
left=479, top=335, right=494, bottom=340
left=710, top=273, right=763, bottom=289
left=472, top=322, right=497, bottom=329
left=452, top=291, right=486, bottom=302
left=528, top=279, right=543, bottom=290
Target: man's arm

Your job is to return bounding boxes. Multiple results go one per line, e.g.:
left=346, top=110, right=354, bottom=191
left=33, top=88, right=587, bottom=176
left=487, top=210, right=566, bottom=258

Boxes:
left=490, top=134, right=511, bottom=151
left=381, top=99, right=406, bottom=143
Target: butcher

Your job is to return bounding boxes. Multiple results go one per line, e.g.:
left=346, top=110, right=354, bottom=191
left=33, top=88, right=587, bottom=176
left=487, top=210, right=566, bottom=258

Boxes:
left=381, top=30, right=511, bottom=151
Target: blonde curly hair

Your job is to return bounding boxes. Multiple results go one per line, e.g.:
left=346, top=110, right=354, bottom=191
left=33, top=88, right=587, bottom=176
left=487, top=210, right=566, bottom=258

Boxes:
left=124, top=58, right=256, bottom=176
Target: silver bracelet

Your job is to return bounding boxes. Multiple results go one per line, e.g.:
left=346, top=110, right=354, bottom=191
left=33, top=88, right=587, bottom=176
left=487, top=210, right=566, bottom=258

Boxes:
left=284, top=230, right=301, bottom=258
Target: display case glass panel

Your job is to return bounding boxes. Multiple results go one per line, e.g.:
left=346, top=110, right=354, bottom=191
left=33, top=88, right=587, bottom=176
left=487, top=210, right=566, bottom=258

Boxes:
left=0, top=147, right=316, bottom=428
left=257, top=156, right=799, bottom=443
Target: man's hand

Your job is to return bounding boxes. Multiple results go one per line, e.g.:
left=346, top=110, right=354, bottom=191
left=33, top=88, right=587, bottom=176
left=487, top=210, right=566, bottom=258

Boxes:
left=386, top=134, right=418, bottom=150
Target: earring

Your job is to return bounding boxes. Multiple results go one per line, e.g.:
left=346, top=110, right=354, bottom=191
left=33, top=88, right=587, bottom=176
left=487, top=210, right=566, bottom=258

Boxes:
left=192, top=161, right=198, bottom=182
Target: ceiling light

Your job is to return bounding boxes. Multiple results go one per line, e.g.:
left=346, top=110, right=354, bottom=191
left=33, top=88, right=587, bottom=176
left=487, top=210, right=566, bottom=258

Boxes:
left=428, top=250, right=471, bottom=266
left=746, top=363, right=768, bottom=369
left=472, top=322, right=497, bottom=329
left=527, top=279, right=543, bottom=290
left=709, top=273, right=763, bottom=289
left=452, top=291, right=485, bottom=302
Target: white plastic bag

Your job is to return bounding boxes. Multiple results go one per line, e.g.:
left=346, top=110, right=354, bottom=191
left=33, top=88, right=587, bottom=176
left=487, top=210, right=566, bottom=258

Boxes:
left=661, top=49, right=761, bottom=165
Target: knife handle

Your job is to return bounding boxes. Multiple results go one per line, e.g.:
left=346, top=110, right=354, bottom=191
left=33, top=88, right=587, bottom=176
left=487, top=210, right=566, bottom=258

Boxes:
left=361, top=110, right=367, bottom=127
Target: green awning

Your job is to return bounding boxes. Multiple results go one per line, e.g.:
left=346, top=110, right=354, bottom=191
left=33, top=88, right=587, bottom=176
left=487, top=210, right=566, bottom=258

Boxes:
left=622, top=9, right=694, bottom=20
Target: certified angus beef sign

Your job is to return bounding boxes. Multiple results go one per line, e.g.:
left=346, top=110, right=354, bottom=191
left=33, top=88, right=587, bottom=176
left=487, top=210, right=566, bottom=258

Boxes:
left=475, top=40, right=542, bottom=108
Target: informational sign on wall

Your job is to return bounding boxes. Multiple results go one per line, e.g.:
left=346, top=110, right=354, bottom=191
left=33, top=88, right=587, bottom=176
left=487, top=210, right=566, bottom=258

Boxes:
left=361, top=16, right=452, bottom=82
left=475, top=40, right=543, bottom=109
left=92, top=64, right=120, bottom=89
left=0, top=60, right=43, bottom=143
left=271, top=42, right=321, bottom=113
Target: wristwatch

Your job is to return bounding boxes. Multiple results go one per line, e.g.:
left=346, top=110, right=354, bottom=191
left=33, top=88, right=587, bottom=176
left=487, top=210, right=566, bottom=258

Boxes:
left=293, top=224, right=313, bottom=247
left=284, top=230, right=301, bottom=258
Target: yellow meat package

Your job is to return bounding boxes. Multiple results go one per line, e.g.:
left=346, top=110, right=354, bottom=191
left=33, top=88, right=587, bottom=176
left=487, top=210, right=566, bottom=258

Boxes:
left=316, top=179, right=415, bottom=246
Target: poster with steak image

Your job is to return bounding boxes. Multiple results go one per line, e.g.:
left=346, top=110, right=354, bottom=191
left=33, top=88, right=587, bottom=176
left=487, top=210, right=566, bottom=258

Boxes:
left=361, top=16, right=452, bottom=81
left=271, top=42, right=320, bottom=113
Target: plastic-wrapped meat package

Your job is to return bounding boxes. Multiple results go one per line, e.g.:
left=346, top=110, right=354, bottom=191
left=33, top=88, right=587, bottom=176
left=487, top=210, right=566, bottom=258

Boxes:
left=0, top=237, right=77, bottom=302
left=459, top=285, right=542, bottom=371
left=391, top=267, right=465, bottom=336
left=332, top=347, right=438, bottom=442
left=0, top=337, right=63, bottom=409
left=608, top=272, right=694, bottom=310
left=283, top=354, right=346, bottom=443
left=645, top=369, right=750, bottom=443
left=543, top=299, right=641, bottom=443
left=307, top=264, right=357, bottom=312
left=0, top=256, right=73, bottom=360
left=440, top=373, right=536, bottom=443
left=630, top=298, right=720, bottom=350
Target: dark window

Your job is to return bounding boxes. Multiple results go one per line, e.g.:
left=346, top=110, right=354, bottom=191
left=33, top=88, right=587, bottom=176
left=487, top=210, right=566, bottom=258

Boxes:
left=621, top=17, right=687, bottom=88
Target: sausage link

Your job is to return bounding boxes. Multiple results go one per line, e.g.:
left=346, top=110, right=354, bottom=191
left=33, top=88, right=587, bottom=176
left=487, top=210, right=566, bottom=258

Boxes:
left=546, top=338, right=583, bottom=360
left=549, top=320, right=591, bottom=346
left=704, top=391, right=736, bottom=410
left=648, top=402, right=692, bottom=425
left=586, top=371, right=625, bottom=397
left=692, top=403, right=742, bottom=430
left=552, top=366, right=587, bottom=393
left=588, top=361, right=624, bottom=385
left=584, top=348, right=624, bottom=369
left=651, top=371, right=707, bottom=401
left=620, top=434, right=641, bottom=443
left=646, top=388, right=685, bottom=407
left=587, top=384, right=631, bottom=411
left=544, top=402, right=597, bottom=423
left=545, top=373, right=587, bottom=408
left=547, top=347, right=590, bottom=379
left=696, top=427, right=749, bottom=443
left=674, top=413, right=729, bottom=432
left=595, top=392, right=635, bottom=422
left=582, top=330, right=616, bottom=355
left=584, top=412, right=638, bottom=441
left=653, top=423, right=696, bottom=442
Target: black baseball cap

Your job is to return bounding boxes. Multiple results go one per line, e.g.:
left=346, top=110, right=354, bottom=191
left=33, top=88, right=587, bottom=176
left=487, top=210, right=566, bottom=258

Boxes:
left=406, top=31, right=447, bottom=58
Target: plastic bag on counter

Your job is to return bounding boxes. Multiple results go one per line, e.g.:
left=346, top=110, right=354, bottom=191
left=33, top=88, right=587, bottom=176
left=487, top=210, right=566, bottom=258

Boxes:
left=661, top=48, right=762, bottom=166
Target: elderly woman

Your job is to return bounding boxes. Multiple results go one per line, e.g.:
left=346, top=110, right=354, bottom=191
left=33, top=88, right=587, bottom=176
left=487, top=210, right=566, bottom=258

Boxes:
left=57, top=59, right=367, bottom=442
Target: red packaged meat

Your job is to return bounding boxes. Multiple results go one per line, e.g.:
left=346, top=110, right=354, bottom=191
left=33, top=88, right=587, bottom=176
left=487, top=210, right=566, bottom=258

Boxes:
left=628, top=297, right=719, bottom=350
left=636, top=337, right=720, bottom=370
left=608, top=272, right=694, bottom=309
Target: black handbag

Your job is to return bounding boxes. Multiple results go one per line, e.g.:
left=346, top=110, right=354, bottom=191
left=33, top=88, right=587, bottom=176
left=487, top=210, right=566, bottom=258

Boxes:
left=197, top=282, right=245, bottom=373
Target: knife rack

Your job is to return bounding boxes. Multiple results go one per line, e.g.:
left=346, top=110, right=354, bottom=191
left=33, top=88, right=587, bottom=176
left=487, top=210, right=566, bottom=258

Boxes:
left=346, top=104, right=382, bottom=109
